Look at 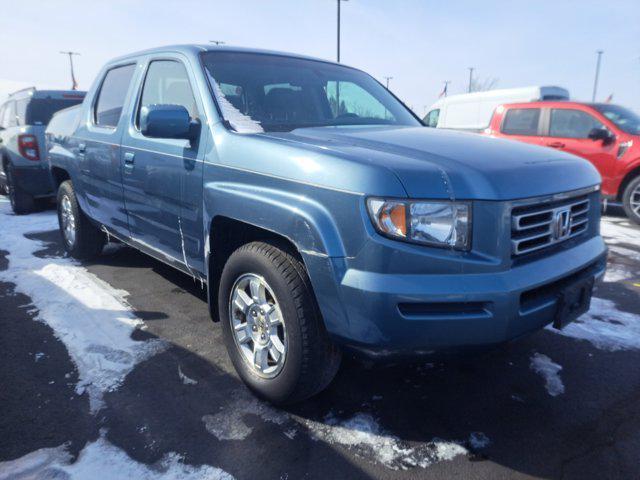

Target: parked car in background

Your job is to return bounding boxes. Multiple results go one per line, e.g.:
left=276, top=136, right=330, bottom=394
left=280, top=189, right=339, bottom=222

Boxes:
left=485, top=101, right=640, bottom=224
left=0, top=88, right=85, bottom=214
left=46, top=45, right=605, bottom=404
left=423, top=86, right=569, bottom=131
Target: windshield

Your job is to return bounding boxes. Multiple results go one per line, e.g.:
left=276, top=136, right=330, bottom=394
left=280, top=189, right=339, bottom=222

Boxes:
left=201, top=51, right=420, bottom=133
left=593, top=104, right=640, bottom=135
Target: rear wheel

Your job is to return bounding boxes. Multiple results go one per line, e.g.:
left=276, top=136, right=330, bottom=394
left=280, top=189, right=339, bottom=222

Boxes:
left=219, top=241, right=341, bottom=405
left=622, top=176, right=640, bottom=225
left=57, top=180, right=105, bottom=259
left=6, top=163, right=35, bottom=215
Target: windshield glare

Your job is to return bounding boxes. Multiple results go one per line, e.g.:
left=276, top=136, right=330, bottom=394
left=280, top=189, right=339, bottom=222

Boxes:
left=594, top=104, right=640, bottom=135
left=201, top=52, right=420, bottom=133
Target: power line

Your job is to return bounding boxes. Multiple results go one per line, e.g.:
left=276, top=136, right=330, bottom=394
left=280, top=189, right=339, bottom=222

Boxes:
left=209, top=40, right=225, bottom=45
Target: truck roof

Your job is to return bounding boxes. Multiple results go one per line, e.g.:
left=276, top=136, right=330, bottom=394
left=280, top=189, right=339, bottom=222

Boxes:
left=109, top=44, right=339, bottom=67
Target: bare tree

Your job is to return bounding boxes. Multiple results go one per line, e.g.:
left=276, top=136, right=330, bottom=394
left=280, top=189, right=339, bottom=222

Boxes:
left=469, top=77, right=499, bottom=93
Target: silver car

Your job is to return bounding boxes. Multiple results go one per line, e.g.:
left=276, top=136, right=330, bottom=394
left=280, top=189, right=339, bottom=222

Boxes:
left=0, top=87, right=85, bottom=214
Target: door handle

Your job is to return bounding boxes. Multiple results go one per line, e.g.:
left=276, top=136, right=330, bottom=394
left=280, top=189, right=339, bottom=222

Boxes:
left=124, top=152, right=135, bottom=164
left=547, top=142, right=565, bottom=148
left=78, top=143, right=86, bottom=154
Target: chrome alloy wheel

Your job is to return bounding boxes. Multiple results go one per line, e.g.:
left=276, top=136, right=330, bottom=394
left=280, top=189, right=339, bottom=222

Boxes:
left=229, top=273, right=287, bottom=378
left=631, top=183, right=640, bottom=217
left=60, top=195, right=77, bottom=246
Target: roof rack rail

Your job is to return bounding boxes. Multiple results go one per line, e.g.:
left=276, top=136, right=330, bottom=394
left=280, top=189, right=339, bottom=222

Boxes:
left=9, top=86, right=37, bottom=97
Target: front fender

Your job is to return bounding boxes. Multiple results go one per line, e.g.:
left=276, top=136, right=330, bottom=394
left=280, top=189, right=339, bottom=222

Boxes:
left=203, top=180, right=356, bottom=337
left=205, top=181, right=347, bottom=258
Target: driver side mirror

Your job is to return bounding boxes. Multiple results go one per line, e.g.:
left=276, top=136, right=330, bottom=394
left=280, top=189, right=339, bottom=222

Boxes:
left=139, top=104, right=198, bottom=142
left=588, top=127, right=615, bottom=145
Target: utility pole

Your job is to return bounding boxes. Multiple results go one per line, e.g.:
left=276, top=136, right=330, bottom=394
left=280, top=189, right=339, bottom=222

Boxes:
left=337, top=0, right=348, bottom=62
left=60, top=51, right=80, bottom=90
left=592, top=50, right=604, bottom=102
left=383, top=76, right=393, bottom=89
left=467, top=67, right=475, bottom=93
left=209, top=40, right=225, bottom=45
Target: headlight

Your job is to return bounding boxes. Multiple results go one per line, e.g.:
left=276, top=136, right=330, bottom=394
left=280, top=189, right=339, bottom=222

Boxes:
left=367, top=198, right=471, bottom=250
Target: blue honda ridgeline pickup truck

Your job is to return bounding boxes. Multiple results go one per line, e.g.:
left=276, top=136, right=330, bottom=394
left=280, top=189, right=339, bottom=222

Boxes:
left=46, top=45, right=606, bottom=404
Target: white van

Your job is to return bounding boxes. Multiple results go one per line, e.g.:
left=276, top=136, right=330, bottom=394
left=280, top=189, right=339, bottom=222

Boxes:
left=424, top=86, right=569, bottom=131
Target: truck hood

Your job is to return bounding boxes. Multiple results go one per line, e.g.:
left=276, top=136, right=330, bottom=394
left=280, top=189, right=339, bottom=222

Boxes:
left=264, top=126, right=601, bottom=200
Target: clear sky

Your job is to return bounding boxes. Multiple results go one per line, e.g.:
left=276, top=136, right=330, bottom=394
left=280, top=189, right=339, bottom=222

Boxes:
left=1, top=0, right=638, bottom=114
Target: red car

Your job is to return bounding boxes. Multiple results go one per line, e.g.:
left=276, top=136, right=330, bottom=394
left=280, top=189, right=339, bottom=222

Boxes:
left=485, top=101, right=640, bottom=224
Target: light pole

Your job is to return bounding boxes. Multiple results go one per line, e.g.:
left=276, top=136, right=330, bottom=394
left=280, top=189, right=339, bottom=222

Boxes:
left=209, top=40, right=225, bottom=46
left=383, top=76, right=393, bottom=89
left=60, top=51, right=80, bottom=90
left=467, top=67, right=475, bottom=93
left=592, top=50, right=604, bottom=102
left=337, top=0, right=348, bottom=62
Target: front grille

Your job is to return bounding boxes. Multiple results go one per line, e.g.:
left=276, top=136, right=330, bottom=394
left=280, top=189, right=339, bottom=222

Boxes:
left=511, top=194, right=590, bottom=257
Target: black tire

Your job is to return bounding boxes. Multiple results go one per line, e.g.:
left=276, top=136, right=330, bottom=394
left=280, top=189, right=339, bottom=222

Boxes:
left=219, top=241, right=341, bottom=405
left=622, top=176, right=640, bottom=225
left=6, top=163, right=35, bottom=215
left=56, top=180, right=105, bottom=259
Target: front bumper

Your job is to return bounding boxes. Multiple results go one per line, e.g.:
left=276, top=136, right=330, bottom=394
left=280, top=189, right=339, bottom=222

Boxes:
left=316, top=236, right=607, bottom=358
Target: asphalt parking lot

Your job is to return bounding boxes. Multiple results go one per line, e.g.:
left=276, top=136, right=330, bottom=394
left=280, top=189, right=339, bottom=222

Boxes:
left=1, top=195, right=639, bottom=480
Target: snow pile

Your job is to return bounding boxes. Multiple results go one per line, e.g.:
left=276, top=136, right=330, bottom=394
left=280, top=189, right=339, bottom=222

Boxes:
left=301, top=412, right=470, bottom=470
left=0, top=436, right=234, bottom=480
left=549, top=297, right=640, bottom=351
left=0, top=205, right=166, bottom=412
left=530, top=353, right=565, bottom=397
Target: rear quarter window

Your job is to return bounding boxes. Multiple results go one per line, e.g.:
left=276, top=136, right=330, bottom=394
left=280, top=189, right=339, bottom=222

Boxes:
left=94, top=64, right=136, bottom=128
left=501, top=108, right=540, bottom=136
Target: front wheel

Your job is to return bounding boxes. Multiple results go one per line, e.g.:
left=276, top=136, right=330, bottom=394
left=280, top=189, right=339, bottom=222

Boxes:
left=622, top=176, right=640, bottom=225
left=57, top=180, right=105, bottom=259
left=219, top=241, right=341, bottom=405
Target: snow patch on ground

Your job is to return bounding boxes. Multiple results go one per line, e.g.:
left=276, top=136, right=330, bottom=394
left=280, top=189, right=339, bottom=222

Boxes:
left=0, top=435, right=233, bottom=480
left=530, top=353, right=565, bottom=397
left=300, top=412, right=471, bottom=470
left=603, top=263, right=634, bottom=283
left=202, top=392, right=287, bottom=441
left=549, top=297, right=640, bottom=351
left=0, top=206, right=166, bottom=412
left=178, top=366, right=198, bottom=385
left=600, top=217, right=638, bottom=245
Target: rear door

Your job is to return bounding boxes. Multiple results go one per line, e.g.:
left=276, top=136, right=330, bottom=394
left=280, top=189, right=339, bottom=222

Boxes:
left=544, top=108, right=617, bottom=177
left=120, top=56, right=206, bottom=274
left=79, top=63, right=138, bottom=235
left=498, top=107, right=545, bottom=146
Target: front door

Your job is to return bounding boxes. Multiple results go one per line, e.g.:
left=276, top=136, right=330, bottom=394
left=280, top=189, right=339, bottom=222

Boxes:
left=544, top=108, right=617, bottom=180
left=120, top=57, right=206, bottom=274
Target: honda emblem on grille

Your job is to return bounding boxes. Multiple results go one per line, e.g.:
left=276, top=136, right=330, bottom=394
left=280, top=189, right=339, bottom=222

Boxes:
left=552, top=208, right=572, bottom=241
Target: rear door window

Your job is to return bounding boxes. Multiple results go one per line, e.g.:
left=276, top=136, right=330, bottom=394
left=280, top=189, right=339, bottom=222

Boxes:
left=549, top=109, right=603, bottom=138
left=501, top=108, right=541, bottom=136
left=15, top=98, right=29, bottom=126
left=94, top=64, right=136, bottom=128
